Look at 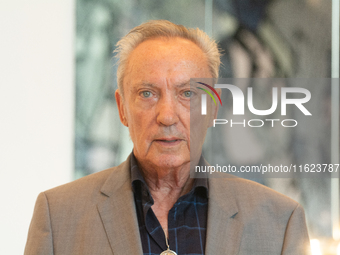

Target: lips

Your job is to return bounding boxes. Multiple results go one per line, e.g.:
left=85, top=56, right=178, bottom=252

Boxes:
left=155, top=137, right=182, bottom=142
left=153, top=137, right=184, bottom=146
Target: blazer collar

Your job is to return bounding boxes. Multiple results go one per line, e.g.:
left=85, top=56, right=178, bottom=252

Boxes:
left=97, top=154, right=143, bottom=254
left=205, top=174, right=244, bottom=255
left=97, top=154, right=243, bottom=255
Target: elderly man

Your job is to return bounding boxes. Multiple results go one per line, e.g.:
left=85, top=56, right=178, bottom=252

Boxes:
left=25, top=20, right=310, bottom=255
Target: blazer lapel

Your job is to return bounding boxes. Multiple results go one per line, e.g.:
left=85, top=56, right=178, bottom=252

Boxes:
left=97, top=156, right=143, bottom=254
left=205, top=177, right=244, bottom=255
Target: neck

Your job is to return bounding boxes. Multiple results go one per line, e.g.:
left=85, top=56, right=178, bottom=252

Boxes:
left=139, top=161, right=193, bottom=198
left=135, top=156, right=201, bottom=236
left=138, top=162, right=194, bottom=237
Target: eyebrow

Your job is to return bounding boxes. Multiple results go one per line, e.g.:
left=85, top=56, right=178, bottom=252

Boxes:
left=177, top=81, right=191, bottom=88
left=138, top=82, right=156, bottom=88
left=137, top=80, right=191, bottom=88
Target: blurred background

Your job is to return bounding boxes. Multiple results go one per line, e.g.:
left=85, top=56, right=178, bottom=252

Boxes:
left=0, top=0, right=338, bottom=254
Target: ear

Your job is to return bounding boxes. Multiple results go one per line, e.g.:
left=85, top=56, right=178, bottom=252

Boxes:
left=207, top=88, right=221, bottom=127
left=213, top=88, right=221, bottom=119
left=115, top=89, right=128, bottom=127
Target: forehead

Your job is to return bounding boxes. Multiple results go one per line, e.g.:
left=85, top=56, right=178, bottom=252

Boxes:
left=123, top=37, right=211, bottom=90
left=129, top=36, right=206, bottom=61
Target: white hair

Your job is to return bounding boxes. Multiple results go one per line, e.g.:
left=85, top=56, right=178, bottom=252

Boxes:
left=114, top=20, right=221, bottom=95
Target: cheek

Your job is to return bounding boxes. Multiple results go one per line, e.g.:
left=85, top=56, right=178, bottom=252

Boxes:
left=124, top=104, right=144, bottom=123
left=127, top=110, right=152, bottom=141
left=190, top=110, right=211, bottom=139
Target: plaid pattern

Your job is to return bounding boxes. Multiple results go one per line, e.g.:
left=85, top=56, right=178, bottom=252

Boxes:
left=130, top=154, right=208, bottom=255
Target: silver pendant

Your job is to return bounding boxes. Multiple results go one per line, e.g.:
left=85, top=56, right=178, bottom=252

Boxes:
left=160, top=248, right=177, bottom=255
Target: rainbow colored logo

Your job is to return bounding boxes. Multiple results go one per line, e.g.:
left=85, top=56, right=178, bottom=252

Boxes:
left=196, top=82, right=222, bottom=106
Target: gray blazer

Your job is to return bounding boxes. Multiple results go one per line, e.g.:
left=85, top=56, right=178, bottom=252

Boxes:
left=25, top=155, right=310, bottom=254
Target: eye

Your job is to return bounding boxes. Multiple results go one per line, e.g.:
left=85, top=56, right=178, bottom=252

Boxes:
left=183, top=90, right=192, bottom=98
left=141, top=91, right=152, bottom=98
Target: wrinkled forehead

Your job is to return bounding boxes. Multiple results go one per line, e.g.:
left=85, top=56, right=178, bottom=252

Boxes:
left=122, top=37, right=210, bottom=93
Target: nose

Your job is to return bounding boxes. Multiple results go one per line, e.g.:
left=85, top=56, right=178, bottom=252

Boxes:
left=156, top=95, right=179, bottom=126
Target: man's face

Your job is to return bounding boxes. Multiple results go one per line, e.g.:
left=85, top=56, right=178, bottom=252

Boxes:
left=116, top=37, right=216, bottom=170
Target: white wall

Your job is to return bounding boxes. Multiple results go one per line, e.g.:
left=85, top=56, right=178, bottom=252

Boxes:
left=0, top=1, right=74, bottom=254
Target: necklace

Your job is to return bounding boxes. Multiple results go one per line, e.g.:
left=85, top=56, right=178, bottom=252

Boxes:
left=160, top=228, right=177, bottom=255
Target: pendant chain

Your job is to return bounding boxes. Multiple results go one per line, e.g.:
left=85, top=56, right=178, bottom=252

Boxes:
left=160, top=228, right=177, bottom=255
left=163, top=228, right=170, bottom=249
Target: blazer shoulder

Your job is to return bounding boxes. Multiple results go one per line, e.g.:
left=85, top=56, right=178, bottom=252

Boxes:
left=43, top=157, right=130, bottom=202
left=232, top=177, right=297, bottom=205
left=211, top=176, right=300, bottom=219
left=45, top=167, right=112, bottom=194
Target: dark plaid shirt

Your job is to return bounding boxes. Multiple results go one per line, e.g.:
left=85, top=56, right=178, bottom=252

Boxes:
left=130, top=154, right=209, bottom=255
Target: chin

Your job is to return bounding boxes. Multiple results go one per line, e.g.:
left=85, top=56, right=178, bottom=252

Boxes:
left=151, top=154, right=190, bottom=169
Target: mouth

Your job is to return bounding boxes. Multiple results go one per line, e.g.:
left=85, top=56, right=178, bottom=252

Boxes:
left=154, top=137, right=184, bottom=146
